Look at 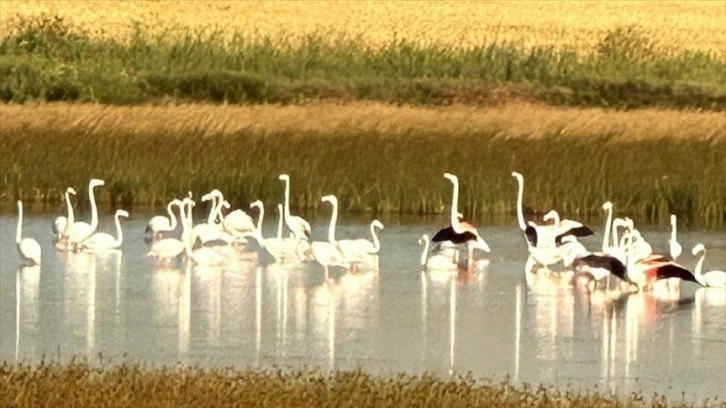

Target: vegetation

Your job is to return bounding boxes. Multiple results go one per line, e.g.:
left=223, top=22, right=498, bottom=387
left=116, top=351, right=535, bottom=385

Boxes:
left=1, top=103, right=723, bottom=227
left=0, top=361, right=713, bottom=408
left=0, top=14, right=724, bottom=109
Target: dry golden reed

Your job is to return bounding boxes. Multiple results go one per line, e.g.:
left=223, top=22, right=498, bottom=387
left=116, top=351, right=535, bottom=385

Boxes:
left=0, top=361, right=711, bottom=408
left=1, top=101, right=724, bottom=142
left=1, top=1, right=724, bottom=56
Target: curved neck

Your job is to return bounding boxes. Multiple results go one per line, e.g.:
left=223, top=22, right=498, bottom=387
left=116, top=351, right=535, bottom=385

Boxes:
left=449, top=177, right=460, bottom=230
left=65, top=190, right=74, bottom=225
left=16, top=202, right=23, bottom=244
left=276, top=205, right=283, bottom=240
left=602, top=206, right=612, bottom=251
left=327, top=200, right=338, bottom=243
left=167, top=200, right=178, bottom=230
left=113, top=213, right=124, bottom=246
left=515, top=177, right=525, bottom=231
left=254, top=203, right=265, bottom=232
left=89, top=184, right=99, bottom=230
left=206, top=196, right=218, bottom=225
left=420, top=236, right=430, bottom=266
left=694, top=250, right=706, bottom=285
left=283, top=179, right=291, bottom=220
left=370, top=223, right=381, bottom=253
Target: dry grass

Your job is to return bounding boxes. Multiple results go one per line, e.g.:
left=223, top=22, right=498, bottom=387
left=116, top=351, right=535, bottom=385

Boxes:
left=1, top=101, right=724, bottom=141
left=0, top=361, right=709, bottom=408
left=1, top=1, right=724, bottom=56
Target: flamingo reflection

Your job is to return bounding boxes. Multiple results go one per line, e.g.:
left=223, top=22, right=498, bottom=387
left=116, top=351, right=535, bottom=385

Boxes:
left=15, top=266, right=40, bottom=362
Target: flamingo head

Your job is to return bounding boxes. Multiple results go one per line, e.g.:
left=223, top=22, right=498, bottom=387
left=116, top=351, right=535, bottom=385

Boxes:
left=371, top=220, right=384, bottom=230
left=249, top=200, right=263, bottom=210
left=511, top=171, right=523, bottom=182
left=443, top=172, right=457, bottom=182
left=321, top=194, right=337, bottom=205
left=602, top=201, right=612, bottom=211
left=117, top=209, right=130, bottom=219
left=221, top=200, right=231, bottom=209
left=542, top=210, right=559, bottom=223
left=278, top=174, right=289, bottom=181
left=670, top=214, right=677, bottom=227
left=418, top=234, right=429, bottom=246
left=66, top=187, right=77, bottom=195
left=691, top=243, right=705, bottom=256
left=89, top=178, right=105, bottom=188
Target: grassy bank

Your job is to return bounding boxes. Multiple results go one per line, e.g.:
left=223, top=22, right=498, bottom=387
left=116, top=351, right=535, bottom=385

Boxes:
left=1, top=103, right=724, bottom=227
left=0, top=15, right=724, bottom=109
left=0, top=362, right=708, bottom=408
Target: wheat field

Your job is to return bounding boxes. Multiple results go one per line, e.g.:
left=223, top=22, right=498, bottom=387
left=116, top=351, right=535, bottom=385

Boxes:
left=1, top=1, right=724, bottom=56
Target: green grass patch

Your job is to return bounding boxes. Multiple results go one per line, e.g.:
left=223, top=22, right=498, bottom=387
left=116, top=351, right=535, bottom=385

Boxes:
left=1, top=125, right=724, bottom=228
left=0, top=16, right=724, bottom=109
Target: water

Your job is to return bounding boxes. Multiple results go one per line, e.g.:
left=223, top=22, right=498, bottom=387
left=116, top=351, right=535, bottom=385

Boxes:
left=1, top=211, right=725, bottom=402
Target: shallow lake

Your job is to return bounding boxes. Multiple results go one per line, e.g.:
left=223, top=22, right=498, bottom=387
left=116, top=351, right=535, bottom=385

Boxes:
left=1, top=210, right=725, bottom=402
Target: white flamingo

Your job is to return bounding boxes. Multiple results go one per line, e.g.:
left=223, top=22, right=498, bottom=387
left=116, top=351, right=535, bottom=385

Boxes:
left=80, top=209, right=130, bottom=252
left=146, top=199, right=183, bottom=239
left=181, top=197, right=226, bottom=267
left=419, top=234, right=458, bottom=273
left=310, top=194, right=348, bottom=281
left=52, top=187, right=76, bottom=239
left=65, top=178, right=104, bottom=251
left=192, top=190, right=233, bottom=246
left=53, top=187, right=77, bottom=248
left=16, top=201, right=41, bottom=266
left=147, top=199, right=189, bottom=263
left=337, top=220, right=384, bottom=267
left=541, top=209, right=594, bottom=245
left=279, top=174, right=312, bottom=240
left=669, top=214, right=682, bottom=261
left=248, top=201, right=300, bottom=261
left=692, top=244, right=726, bottom=288
left=431, top=173, right=490, bottom=252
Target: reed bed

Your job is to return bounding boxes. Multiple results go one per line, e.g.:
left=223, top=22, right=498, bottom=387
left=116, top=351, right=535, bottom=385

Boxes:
left=0, top=361, right=713, bottom=408
left=1, top=103, right=724, bottom=227
left=0, top=14, right=724, bottom=109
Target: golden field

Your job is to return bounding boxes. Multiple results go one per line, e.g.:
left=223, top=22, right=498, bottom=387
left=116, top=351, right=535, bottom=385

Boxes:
left=2, top=101, right=724, bottom=141
left=1, top=1, right=724, bottom=56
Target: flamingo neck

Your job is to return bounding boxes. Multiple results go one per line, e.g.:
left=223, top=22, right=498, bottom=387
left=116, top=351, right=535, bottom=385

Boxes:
left=206, top=195, right=218, bottom=225
left=420, top=236, right=430, bottom=266
left=602, top=206, right=612, bottom=252
left=255, top=203, right=265, bottom=232
left=167, top=200, right=178, bottom=230
left=327, top=199, right=338, bottom=243
left=370, top=223, right=381, bottom=253
left=89, top=184, right=99, bottom=230
left=694, top=250, right=706, bottom=286
left=65, top=190, right=74, bottom=225
left=276, top=205, right=283, bottom=240
left=16, top=202, right=22, bottom=244
left=113, top=213, right=124, bottom=246
left=283, top=179, right=291, bottom=220
left=515, top=177, right=525, bottom=231
left=670, top=218, right=677, bottom=242
left=449, top=177, right=461, bottom=232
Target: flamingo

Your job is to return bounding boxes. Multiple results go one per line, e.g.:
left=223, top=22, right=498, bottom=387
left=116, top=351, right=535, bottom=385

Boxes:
left=192, top=190, right=233, bottom=246
left=559, top=235, right=631, bottom=292
left=668, top=214, right=682, bottom=261
left=626, top=224, right=699, bottom=290
left=80, top=209, right=129, bottom=252
left=52, top=187, right=76, bottom=239
left=16, top=201, right=41, bottom=266
left=431, top=173, right=490, bottom=252
left=53, top=187, right=77, bottom=249
left=146, top=199, right=183, bottom=239
left=181, top=197, right=226, bottom=267
left=222, top=201, right=257, bottom=243
left=542, top=210, right=594, bottom=245
left=278, top=174, right=312, bottom=240
left=310, top=194, right=348, bottom=281
left=248, top=201, right=301, bottom=262
left=419, top=234, right=458, bottom=273
left=692, top=244, right=726, bottom=288
left=147, top=198, right=191, bottom=263
left=65, top=178, right=104, bottom=251
left=337, top=220, right=384, bottom=268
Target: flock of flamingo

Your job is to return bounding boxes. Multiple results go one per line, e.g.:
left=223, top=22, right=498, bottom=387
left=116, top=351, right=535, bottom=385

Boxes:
left=13, top=172, right=726, bottom=294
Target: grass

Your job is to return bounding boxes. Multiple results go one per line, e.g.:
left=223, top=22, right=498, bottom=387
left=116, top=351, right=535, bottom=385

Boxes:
left=1, top=102, right=724, bottom=228
left=0, top=361, right=715, bottom=408
left=0, top=15, right=724, bottom=109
